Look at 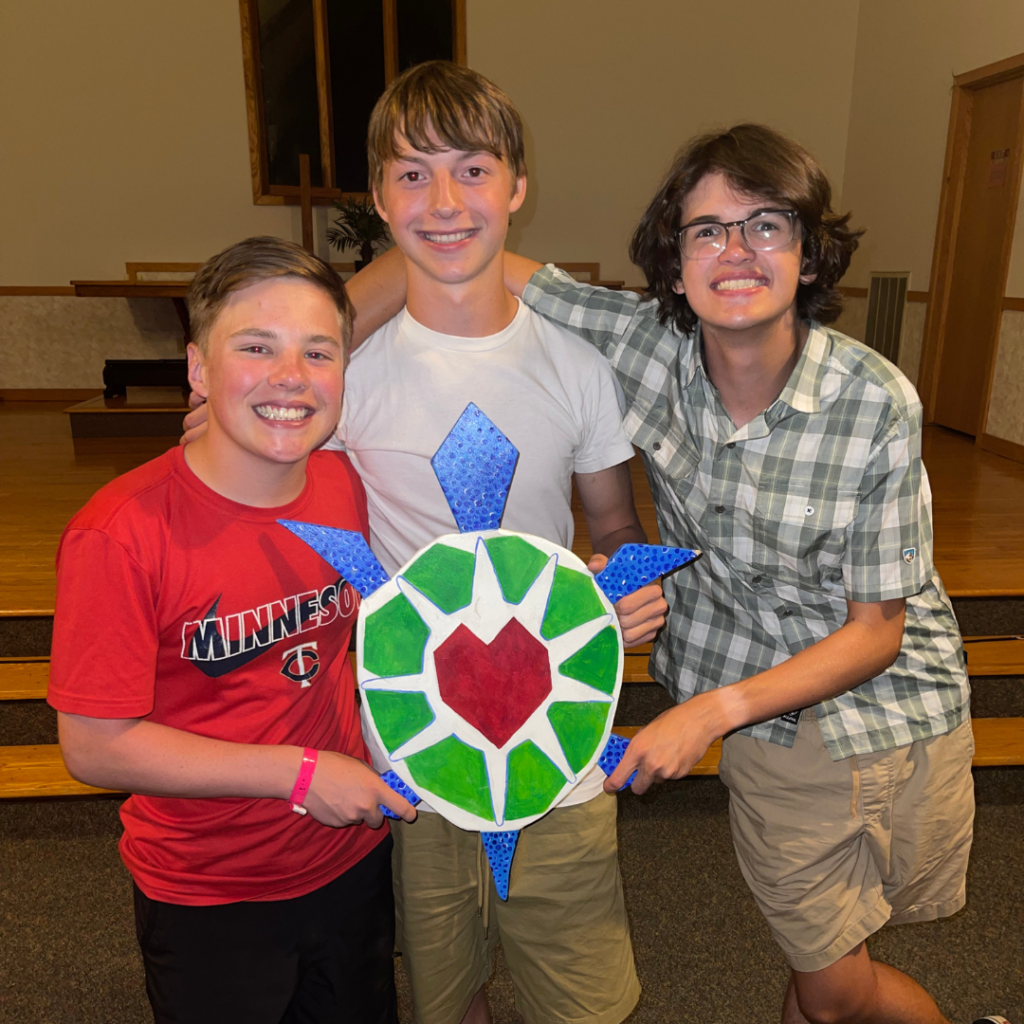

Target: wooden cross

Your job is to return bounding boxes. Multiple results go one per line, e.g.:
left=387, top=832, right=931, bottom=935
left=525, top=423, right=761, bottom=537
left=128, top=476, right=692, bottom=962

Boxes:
left=299, top=153, right=314, bottom=253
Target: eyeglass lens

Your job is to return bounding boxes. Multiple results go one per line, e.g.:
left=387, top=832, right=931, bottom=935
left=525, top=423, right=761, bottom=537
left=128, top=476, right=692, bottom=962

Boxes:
left=680, top=212, right=796, bottom=259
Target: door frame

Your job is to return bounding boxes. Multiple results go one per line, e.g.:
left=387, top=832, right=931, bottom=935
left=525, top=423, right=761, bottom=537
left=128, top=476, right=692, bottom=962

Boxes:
left=918, top=52, right=1024, bottom=438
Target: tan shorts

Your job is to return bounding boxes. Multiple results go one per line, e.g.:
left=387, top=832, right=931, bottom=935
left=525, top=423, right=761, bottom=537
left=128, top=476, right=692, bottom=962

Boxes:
left=718, top=711, right=975, bottom=974
left=391, top=792, right=640, bottom=1024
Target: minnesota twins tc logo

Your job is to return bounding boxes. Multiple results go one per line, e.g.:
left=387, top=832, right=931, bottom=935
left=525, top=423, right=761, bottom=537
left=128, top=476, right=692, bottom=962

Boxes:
left=281, top=642, right=320, bottom=687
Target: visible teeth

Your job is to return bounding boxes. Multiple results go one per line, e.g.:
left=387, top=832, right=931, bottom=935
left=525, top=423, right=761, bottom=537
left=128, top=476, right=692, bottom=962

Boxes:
left=255, top=405, right=311, bottom=421
left=423, top=230, right=474, bottom=243
left=714, top=278, right=764, bottom=291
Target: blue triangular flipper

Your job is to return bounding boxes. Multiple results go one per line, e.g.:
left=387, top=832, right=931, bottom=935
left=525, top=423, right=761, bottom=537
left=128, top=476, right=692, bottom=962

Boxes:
left=595, top=543, right=701, bottom=604
left=481, top=830, right=520, bottom=901
left=431, top=404, right=519, bottom=533
left=379, top=770, right=422, bottom=820
left=598, top=733, right=638, bottom=791
left=278, top=520, right=390, bottom=597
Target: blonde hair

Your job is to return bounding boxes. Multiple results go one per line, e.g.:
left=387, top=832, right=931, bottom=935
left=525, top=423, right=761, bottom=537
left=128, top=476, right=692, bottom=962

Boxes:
left=188, top=236, right=353, bottom=355
left=367, top=61, right=526, bottom=194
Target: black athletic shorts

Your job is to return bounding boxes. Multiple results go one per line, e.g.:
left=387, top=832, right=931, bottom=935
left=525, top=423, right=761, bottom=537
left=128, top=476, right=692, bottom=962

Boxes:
left=133, top=834, right=397, bottom=1024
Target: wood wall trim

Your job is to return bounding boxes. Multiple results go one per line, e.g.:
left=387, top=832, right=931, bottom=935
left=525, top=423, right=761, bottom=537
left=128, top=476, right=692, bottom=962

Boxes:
left=382, top=0, right=398, bottom=84
left=838, top=286, right=930, bottom=303
left=453, top=0, right=467, bottom=64
left=0, top=286, right=76, bottom=296
left=1003, top=297, right=1024, bottom=311
left=239, top=0, right=268, bottom=205
left=978, top=432, right=1024, bottom=465
left=312, top=0, right=335, bottom=190
left=955, top=52, right=1024, bottom=89
left=0, top=389, right=102, bottom=402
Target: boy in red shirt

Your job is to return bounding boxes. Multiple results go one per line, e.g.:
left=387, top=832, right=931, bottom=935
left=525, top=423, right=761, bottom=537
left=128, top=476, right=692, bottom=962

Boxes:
left=49, top=236, right=416, bottom=1024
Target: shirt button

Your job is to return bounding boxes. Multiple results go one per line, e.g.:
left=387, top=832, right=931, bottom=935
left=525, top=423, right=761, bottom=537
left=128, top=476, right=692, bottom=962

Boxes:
left=652, top=442, right=661, bottom=451
left=714, top=505, right=726, bottom=514
left=752, top=575, right=763, bottom=584
left=780, top=610, right=792, bottom=618
left=727, top=442, right=736, bottom=449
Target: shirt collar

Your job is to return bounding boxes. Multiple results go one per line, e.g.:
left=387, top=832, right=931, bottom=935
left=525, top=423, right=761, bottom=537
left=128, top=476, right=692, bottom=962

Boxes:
left=774, top=322, right=830, bottom=416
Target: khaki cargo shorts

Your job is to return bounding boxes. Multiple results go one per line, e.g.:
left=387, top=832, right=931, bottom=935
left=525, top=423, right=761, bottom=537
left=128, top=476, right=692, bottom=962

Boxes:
left=718, top=711, right=975, bottom=973
left=390, top=792, right=640, bottom=1024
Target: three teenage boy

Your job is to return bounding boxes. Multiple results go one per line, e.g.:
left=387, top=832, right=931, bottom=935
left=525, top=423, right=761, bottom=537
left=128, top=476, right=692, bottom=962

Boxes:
left=357, top=123, right=975, bottom=1024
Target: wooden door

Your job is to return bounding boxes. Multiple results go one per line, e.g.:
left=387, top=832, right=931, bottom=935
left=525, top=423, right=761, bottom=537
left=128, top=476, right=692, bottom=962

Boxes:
left=933, top=75, right=1024, bottom=435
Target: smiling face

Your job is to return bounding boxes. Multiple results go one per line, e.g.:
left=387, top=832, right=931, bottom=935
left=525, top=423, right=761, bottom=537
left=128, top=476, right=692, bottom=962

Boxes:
left=188, top=276, right=345, bottom=472
left=373, top=132, right=526, bottom=291
left=674, top=171, right=816, bottom=336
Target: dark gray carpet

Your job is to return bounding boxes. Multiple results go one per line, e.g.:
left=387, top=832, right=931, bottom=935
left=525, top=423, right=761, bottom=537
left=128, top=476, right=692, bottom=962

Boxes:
left=2, top=767, right=1021, bottom=1023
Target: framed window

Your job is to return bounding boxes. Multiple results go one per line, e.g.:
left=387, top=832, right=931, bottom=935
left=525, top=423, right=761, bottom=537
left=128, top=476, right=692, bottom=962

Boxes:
left=240, top=0, right=466, bottom=205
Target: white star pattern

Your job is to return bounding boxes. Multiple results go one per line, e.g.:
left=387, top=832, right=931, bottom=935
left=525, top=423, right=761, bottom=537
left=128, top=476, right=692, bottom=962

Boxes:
left=357, top=530, right=622, bottom=831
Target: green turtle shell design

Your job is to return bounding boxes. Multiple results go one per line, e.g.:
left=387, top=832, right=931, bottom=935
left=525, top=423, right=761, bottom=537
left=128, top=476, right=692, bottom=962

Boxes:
left=357, top=529, right=623, bottom=832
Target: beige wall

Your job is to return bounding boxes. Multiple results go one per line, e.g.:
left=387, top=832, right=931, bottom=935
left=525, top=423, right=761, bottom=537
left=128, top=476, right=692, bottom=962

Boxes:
left=0, top=0, right=298, bottom=286
left=840, top=0, right=1024, bottom=293
left=469, top=0, right=860, bottom=285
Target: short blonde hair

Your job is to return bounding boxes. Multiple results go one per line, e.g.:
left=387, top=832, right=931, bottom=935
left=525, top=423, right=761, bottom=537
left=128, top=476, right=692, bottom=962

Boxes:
left=367, top=61, right=526, bottom=194
left=188, top=236, right=353, bottom=355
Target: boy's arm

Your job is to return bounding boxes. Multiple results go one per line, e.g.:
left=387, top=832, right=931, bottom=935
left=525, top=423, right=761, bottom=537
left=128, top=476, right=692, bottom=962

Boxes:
left=58, top=713, right=416, bottom=828
left=578, top=461, right=667, bottom=648
left=605, top=596, right=906, bottom=792
left=510, top=257, right=647, bottom=362
left=347, top=246, right=407, bottom=351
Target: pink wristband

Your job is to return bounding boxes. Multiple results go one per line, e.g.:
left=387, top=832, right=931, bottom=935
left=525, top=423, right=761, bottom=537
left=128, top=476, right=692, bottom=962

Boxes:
left=289, top=748, right=318, bottom=815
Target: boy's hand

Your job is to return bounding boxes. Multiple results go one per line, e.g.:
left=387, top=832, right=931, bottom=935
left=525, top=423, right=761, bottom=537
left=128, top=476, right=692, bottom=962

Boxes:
left=587, top=553, right=667, bottom=647
left=604, top=695, right=719, bottom=795
left=302, top=751, right=417, bottom=828
left=180, top=391, right=209, bottom=446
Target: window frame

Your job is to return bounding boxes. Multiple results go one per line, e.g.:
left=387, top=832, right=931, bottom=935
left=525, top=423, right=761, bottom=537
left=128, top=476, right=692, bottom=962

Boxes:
left=239, top=0, right=466, bottom=206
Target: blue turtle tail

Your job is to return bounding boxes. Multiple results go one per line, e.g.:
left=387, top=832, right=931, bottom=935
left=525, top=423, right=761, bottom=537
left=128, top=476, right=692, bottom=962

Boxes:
left=481, top=830, right=520, bottom=901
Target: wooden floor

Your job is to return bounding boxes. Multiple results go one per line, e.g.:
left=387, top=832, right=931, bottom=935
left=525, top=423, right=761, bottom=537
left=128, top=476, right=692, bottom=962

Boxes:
left=2, top=401, right=1023, bottom=615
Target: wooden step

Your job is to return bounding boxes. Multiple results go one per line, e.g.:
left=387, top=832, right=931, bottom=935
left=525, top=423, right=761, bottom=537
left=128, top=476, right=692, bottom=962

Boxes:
left=0, top=744, right=119, bottom=798
left=0, top=720, right=1021, bottom=799
left=0, top=658, right=50, bottom=700
left=962, top=636, right=1024, bottom=676
left=623, top=637, right=1024, bottom=683
left=970, top=717, right=1024, bottom=766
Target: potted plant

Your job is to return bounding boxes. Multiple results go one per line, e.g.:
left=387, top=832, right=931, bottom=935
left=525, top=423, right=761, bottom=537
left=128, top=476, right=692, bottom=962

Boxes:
left=328, top=196, right=391, bottom=270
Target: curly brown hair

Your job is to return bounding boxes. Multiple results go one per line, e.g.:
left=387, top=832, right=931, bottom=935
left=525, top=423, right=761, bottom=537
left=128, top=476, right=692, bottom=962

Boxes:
left=629, top=124, right=863, bottom=335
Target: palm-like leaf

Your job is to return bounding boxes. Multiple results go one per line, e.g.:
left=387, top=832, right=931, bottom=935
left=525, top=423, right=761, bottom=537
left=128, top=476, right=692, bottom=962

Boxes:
left=328, top=196, right=391, bottom=263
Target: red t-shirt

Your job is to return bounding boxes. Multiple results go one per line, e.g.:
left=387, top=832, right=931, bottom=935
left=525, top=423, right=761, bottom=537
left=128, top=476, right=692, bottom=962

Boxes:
left=48, top=447, right=385, bottom=905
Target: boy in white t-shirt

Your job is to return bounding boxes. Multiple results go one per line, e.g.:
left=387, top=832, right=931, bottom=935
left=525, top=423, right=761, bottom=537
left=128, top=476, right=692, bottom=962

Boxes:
left=184, top=61, right=664, bottom=1024
left=337, top=63, right=662, bottom=1024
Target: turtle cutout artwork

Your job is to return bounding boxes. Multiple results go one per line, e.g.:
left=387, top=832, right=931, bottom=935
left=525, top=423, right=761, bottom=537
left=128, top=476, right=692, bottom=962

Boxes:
left=280, top=403, right=699, bottom=900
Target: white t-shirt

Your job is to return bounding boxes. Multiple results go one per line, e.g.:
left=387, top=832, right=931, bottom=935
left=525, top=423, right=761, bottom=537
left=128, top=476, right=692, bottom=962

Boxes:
left=327, top=299, right=635, bottom=809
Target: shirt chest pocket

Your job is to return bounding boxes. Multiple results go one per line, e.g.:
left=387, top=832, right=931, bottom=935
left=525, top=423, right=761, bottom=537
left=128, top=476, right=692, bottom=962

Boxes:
left=751, top=485, right=859, bottom=586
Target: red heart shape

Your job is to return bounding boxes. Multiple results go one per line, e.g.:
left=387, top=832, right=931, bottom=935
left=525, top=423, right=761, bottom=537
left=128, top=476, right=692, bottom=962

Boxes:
left=434, top=618, right=552, bottom=748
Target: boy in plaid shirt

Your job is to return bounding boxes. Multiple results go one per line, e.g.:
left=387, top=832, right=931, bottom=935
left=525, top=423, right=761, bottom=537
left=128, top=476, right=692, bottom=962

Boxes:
left=359, top=124, right=974, bottom=1024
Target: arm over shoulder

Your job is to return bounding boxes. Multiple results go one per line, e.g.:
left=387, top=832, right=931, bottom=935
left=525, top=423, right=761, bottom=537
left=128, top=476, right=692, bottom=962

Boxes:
left=522, top=265, right=648, bottom=360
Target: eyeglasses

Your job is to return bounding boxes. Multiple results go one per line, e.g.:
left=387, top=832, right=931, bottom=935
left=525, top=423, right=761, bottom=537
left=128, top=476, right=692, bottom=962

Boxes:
left=677, top=210, right=799, bottom=260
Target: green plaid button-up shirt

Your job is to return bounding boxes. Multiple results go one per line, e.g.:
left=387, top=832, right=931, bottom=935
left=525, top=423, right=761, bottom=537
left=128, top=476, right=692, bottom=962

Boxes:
left=524, top=265, right=968, bottom=759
